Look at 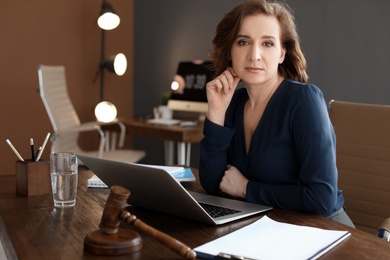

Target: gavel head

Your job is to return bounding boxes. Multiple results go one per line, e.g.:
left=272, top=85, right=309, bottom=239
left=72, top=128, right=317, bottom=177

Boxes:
left=99, top=185, right=131, bottom=234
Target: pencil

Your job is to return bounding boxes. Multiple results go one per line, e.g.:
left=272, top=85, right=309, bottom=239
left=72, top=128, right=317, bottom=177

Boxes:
left=35, top=132, right=51, bottom=161
left=6, top=139, right=24, bottom=161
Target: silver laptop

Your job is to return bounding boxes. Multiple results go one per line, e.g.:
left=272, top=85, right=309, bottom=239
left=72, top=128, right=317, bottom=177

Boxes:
left=77, top=155, right=272, bottom=225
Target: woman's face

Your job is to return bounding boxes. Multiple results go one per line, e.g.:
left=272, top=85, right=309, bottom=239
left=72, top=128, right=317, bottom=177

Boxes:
left=231, top=14, right=286, bottom=86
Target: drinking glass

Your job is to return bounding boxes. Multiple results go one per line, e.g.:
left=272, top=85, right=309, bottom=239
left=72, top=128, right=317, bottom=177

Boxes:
left=50, top=152, right=78, bottom=208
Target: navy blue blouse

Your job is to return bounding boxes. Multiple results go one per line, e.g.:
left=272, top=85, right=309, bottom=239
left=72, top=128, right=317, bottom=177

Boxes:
left=199, top=79, right=344, bottom=217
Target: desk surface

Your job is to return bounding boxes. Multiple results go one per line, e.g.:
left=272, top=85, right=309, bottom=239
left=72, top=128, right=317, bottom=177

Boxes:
left=0, top=169, right=389, bottom=259
left=118, top=117, right=204, bottom=143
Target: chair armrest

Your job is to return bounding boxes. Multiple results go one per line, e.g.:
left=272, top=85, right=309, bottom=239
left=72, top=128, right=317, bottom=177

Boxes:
left=95, top=119, right=126, bottom=148
left=78, top=122, right=102, bottom=132
left=379, top=218, right=390, bottom=231
left=57, top=122, right=105, bottom=158
left=377, top=218, right=390, bottom=241
left=59, top=122, right=101, bottom=133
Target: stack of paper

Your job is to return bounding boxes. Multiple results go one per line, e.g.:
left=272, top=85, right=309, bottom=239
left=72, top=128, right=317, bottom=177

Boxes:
left=141, top=164, right=195, bottom=182
left=195, top=215, right=350, bottom=259
left=87, top=175, right=108, bottom=188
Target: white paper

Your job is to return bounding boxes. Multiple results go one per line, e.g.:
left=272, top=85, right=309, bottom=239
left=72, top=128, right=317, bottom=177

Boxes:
left=195, top=215, right=350, bottom=260
left=87, top=164, right=186, bottom=188
left=134, top=163, right=184, bottom=174
left=87, top=174, right=108, bottom=188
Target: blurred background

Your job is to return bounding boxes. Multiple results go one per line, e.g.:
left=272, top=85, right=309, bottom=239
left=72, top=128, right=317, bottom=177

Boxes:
left=1, top=0, right=389, bottom=174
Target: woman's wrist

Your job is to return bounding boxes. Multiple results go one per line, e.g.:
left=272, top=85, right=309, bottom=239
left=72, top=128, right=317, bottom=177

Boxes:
left=241, top=180, right=248, bottom=198
left=207, top=110, right=226, bottom=126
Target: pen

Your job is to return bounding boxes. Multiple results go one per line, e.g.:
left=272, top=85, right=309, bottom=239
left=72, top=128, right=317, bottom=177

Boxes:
left=34, top=146, right=42, bottom=161
left=6, top=139, right=24, bottom=161
left=195, top=251, right=256, bottom=260
left=30, top=138, right=35, bottom=161
left=35, top=132, right=51, bottom=161
left=217, top=252, right=256, bottom=260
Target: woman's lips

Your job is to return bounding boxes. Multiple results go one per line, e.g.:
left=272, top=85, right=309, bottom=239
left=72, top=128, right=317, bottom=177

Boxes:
left=245, top=66, right=263, bottom=72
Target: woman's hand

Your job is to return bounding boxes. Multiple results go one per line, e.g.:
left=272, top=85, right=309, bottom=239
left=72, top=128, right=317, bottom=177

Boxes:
left=206, top=68, right=241, bottom=125
left=219, top=165, right=248, bottom=199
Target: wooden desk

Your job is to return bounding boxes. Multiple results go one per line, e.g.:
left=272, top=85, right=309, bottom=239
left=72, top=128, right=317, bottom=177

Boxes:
left=118, top=117, right=204, bottom=166
left=0, top=169, right=389, bottom=259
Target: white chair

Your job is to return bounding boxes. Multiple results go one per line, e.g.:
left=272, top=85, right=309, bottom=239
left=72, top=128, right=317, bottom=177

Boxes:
left=37, top=64, right=145, bottom=163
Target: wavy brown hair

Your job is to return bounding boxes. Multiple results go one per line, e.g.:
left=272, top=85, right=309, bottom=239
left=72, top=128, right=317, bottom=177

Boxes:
left=209, top=0, right=308, bottom=83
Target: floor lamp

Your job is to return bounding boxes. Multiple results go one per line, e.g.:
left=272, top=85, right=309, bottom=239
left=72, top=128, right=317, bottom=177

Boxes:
left=95, top=0, right=127, bottom=123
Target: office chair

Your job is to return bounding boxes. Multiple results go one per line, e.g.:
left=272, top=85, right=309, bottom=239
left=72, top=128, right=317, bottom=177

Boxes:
left=377, top=218, right=390, bottom=241
left=328, top=100, right=390, bottom=235
left=37, top=64, right=145, bottom=163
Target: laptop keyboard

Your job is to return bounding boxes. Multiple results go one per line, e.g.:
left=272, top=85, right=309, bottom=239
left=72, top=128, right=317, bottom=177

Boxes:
left=199, top=202, right=242, bottom=218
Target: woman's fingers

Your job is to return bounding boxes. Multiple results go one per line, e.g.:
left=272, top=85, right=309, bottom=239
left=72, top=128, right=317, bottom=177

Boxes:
left=211, top=69, right=237, bottom=94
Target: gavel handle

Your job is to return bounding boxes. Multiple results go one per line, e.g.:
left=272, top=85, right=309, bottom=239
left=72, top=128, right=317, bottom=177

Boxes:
left=120, top=211, right=196, bottom=259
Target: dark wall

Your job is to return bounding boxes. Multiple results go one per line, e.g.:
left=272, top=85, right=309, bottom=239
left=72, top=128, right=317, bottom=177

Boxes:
left=133, top=0, right=243, bottom=166
left=133, top=0, right=390, bottom=167
left=290, top=0, right=390, bottom=104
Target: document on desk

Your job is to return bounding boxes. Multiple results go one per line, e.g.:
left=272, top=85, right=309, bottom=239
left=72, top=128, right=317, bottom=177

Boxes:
left=195, top=215, right=350, bottom=260
left=87, top=164, right=195, bottom=188
left=137, top=164, right=195, bottom=182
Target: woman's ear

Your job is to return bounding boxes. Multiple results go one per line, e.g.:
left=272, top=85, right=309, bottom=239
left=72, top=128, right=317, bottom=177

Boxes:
left=279, top=47, right=286, bottom=64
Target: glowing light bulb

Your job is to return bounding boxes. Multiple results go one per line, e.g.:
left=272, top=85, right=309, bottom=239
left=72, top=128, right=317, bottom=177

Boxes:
left=97, top=12, right=120, bottom=30
left=171, top=81, right=179, bottom=91
left=113, top=53, right=127, bottom=76
left=94, top=101, right=117, bottom=123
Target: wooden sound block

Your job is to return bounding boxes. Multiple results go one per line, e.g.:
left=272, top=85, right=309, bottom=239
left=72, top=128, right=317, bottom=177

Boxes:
left=84, top=228, right=143, bottom=255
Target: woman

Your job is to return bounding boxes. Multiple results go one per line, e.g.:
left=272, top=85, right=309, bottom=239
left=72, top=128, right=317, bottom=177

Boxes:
left=199, top=0, right=354, bottom=227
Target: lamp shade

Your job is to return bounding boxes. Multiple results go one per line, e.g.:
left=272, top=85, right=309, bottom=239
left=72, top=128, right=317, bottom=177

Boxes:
left=94, top=101, right=117, bottom=122
left=97, top=2, right=120, bottom=30
left=105, top=53, right=127, bottom=76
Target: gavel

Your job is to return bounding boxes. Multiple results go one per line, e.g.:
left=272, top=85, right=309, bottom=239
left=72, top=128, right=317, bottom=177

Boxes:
left=84, top=185, right=196, bottom=259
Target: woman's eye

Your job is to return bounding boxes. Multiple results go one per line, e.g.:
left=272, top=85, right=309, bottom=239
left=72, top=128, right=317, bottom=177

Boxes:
left=264, top=41, right=274, bottom=47
left=238, top=40, right=249, bottom=46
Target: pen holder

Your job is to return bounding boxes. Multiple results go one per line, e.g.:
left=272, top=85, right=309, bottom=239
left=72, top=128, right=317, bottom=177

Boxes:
left=15, top=160, right=51, bottom=197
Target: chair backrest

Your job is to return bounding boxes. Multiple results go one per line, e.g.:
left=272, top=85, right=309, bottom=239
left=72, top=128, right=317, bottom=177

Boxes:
left=37, top=65, right=82, bottom=153
left=329, top=100, right=390, bottom=234
left=37, top=65, right=81, bottom=132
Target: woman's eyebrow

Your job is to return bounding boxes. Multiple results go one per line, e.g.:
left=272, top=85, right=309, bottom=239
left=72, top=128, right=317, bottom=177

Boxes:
left=262, top=35, right=277, bottom=40
left=236, top=34, right=277, bottom=40
left=236, top=34, right=251, bottom=39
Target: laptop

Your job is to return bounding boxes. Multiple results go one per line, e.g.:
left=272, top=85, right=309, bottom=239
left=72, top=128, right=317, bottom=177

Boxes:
left=77, top=155, right=272, bottom=225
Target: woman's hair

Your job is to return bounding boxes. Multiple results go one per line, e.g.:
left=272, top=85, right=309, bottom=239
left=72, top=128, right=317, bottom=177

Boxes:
left=209, top=0, right=308, bottom=83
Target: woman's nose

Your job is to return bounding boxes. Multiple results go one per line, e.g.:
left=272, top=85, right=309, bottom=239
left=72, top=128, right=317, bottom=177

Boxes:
left=249, top=46, right=261, bottom=61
